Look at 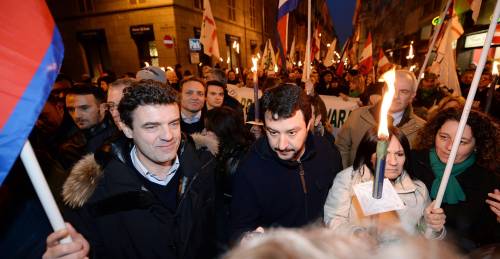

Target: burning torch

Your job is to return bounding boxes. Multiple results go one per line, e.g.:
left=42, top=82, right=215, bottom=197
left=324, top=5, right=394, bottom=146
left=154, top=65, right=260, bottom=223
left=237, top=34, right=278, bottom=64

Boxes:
left=373, top=68, right=396, bottom=199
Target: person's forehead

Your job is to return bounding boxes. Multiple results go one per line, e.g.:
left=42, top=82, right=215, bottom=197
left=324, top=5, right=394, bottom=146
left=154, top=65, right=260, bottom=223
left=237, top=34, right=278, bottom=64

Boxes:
left=132, top=104, right=179, bottom=122
left=440, top=120, right=474, bottom=139
left=207, top=85, right=224, bottom=92
left=395, top=74, right=413, bottom=90
left=66, top=93, right=96, bottom=104
left=264, top=110, right=306, bottom=129
left=183, top=81, right=205, bottom=91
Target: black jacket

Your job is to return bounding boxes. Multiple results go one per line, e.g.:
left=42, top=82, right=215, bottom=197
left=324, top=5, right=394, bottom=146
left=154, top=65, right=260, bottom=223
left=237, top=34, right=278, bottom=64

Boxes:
left=62, top=134, right=217, bottom=259
left=411, top=149, right=500, bottom=252
left=230, top=133, right=342, bottom=240
left=58, top=117, right=117, bottom=170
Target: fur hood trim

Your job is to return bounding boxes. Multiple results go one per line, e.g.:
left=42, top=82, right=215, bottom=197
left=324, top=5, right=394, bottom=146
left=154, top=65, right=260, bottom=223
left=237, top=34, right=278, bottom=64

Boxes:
left=62, top=154, right=103, bottom=208
left=191, top=133, right=219, bottom=156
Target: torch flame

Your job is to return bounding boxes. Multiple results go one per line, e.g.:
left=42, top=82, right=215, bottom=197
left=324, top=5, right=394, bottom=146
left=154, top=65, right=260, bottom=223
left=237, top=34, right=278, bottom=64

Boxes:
left=251, top=56, right=258, bottom=73
left=378, top=68, right=396, bottom=139
left=274, top=64, right=278, bottom=73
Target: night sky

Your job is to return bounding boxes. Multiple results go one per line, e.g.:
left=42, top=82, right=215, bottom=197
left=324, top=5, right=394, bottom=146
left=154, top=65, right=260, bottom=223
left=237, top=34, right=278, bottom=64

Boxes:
left=326, top=0, right=357, bottom=46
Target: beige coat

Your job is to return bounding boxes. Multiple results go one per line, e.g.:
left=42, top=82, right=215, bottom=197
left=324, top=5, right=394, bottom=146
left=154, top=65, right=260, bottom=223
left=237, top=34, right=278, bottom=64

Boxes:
left=335, top=105, right=425, bottom=168
left=323, top=165, right=445, bottom=240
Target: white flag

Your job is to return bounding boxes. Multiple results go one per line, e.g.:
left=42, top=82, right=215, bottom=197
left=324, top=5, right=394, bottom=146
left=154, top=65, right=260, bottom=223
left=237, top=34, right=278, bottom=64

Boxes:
left=200, top=0, right=220, bottom=58
left=260, top=39, right=276, bottom=72
left=323, top=39, right=337, bottom=67
left=429, top=13, right=463, bottom=96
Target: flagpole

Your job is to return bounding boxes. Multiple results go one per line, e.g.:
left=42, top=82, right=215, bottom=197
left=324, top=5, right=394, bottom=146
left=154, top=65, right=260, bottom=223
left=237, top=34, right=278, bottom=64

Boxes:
left=426, top=0, right=500, bottom=238
left=304, top=0, right=312, bottom=81
left=20, top=141, right=71, bottom=244
left=417, top=0, right=452, bottom=86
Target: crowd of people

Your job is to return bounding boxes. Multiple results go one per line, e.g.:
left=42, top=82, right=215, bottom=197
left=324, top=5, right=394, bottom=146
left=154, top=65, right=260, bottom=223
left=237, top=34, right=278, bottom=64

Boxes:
left=0, top=60, right=499, bottom=259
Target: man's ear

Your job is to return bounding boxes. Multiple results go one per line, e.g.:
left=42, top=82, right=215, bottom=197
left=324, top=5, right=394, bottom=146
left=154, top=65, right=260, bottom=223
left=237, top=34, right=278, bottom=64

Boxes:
left=122, top=124, right=134, bottom=139
left=98, top=102, right=107, bottom=120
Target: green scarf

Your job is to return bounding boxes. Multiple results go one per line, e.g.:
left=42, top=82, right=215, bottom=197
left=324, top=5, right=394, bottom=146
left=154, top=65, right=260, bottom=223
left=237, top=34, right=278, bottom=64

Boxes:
left=429, top=148, right=476, bottom=204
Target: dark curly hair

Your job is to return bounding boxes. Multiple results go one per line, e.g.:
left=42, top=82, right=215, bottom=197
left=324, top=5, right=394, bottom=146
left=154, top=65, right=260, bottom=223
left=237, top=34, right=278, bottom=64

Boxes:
left=118, top=79, right=179, bottom=129
left=415, top=108, right=499, bottom=169
left=261, top=83, right=311, bottom=124
left=353, top=126, right=414, bottom=179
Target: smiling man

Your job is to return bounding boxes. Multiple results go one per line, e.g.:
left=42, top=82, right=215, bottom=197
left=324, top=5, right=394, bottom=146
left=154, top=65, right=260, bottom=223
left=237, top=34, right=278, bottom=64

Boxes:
left=179, top=77, right=206, bottom=134
left=52, top=80, right=218, bottom=259
left=230, top=84, right=342, bottom=241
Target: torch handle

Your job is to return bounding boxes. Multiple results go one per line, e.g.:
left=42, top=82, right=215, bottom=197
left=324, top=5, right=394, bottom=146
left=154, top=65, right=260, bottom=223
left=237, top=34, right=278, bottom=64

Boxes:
left=373, top=140, right=388, bottom=199
left=253, top=81, right=259, bottom=121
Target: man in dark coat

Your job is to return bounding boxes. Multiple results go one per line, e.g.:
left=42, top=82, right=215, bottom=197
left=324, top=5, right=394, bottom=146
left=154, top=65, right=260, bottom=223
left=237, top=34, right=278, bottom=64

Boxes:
left=44, top=80, right=218, bottom=259
left=230, top=84, right=343, bottom=241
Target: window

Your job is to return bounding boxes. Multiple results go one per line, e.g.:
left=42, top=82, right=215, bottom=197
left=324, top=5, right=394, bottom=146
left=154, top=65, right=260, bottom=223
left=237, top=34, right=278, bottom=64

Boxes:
left=194, top=0, right=203, bottom=9
left=228, top=0, right=236, bottom=21
left=130, top=25, right=157, bottom=68
left=78, top=0, right=94, bottom=13
left=149, top=41, right=159, bottom=67
left=249, top=0, right=256, bottom=28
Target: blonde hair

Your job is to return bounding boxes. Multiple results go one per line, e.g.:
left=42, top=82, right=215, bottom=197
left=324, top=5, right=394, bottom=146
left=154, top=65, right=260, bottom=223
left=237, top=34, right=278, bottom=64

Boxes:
left=224, top=227, right=461, bottom=259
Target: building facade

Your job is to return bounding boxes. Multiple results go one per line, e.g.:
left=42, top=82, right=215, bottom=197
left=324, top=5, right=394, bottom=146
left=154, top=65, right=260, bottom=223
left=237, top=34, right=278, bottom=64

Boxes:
left=48, top=0, right=279, bottom=80
left=356, top=0, right=500, bottom=73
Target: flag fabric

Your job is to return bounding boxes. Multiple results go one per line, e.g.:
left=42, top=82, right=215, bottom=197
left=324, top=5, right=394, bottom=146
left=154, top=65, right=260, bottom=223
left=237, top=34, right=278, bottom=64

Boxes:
left=311, top=26, right=321, bottom=61
left=277, top=0, right=299, bottom=68
left=358, top=32, right=373, bottom=75
left=0, top=0, right=64, bottom=183
left=200, top=0, right=220, bottom=58
left=277, top=0, right=299, bottom=54
left=377, top=48, right=391, bottom=74
left=260, top=39, right=277, bottom=72
left=336, top=38, right=351, bottom=77
left=429, top=10, right=463, bottom=96
left=323, top=39, right=337, bottom=67
left=493, top=24, right=500, bottom=44
left=455, top=0, right=482, bottom=23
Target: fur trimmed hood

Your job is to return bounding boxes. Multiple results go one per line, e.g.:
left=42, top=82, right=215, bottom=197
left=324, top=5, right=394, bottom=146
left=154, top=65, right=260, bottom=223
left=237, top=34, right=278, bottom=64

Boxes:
left=62, top=154, right=103, bottom=209
left=62, top=133, right=218, bottom=209
left=190, top=132, right=219, bottom=156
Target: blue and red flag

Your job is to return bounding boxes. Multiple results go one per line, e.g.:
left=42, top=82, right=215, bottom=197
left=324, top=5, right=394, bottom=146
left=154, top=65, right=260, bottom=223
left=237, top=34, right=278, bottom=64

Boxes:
left=0, top=0, right=64, bottom=184
left=277, top=0, right=300, bottom=68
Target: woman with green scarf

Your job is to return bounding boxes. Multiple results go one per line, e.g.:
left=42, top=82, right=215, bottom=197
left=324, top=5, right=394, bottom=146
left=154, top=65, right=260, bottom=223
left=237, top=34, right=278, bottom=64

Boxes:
left=412, top=108, right=500, bottom=253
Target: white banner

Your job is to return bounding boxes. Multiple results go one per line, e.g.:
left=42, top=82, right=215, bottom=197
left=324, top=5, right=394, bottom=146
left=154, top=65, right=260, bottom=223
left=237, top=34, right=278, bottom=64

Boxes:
left=227, top=84, right=359, bottom=132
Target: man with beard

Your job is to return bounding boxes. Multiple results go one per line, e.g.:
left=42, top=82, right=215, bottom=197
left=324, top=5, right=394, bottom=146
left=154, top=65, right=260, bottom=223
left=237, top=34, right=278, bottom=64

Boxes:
left=59, top=85, right=116, bottom=169
left=230, top=84, right=342, bottom=241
